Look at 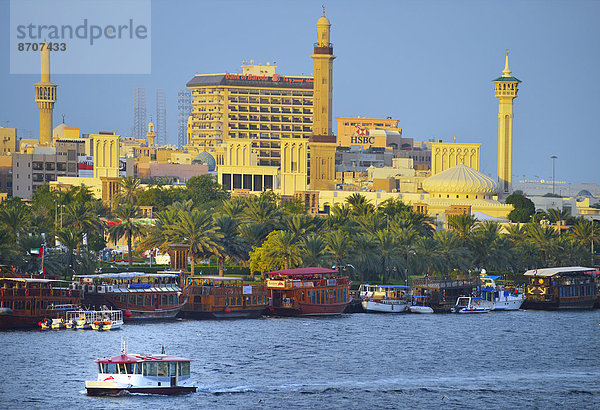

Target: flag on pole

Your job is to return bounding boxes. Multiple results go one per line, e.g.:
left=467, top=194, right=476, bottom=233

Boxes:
left=30, top=247, right=43, bottom=257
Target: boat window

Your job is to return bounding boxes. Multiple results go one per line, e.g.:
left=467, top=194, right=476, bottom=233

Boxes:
left=316, top=290, right=320, bottom=304
left=169, top=294, right=174, bottom=305
left=137, top=295, right=143, bottom=305
left=225, top=298, right=229, bottom=306
left=145, top=296, right=151, bottom=306
left=179, top=362, right=190, bottom=376
left=157, top=362, right=168, bottom=377
left=252, top=296, right=256, bottom=305
left=169, top=362, right=177, bottom=377
left=162, top=295, right=167, bottom=305
left=117, top=363, right=127, bottom=374
left=124, top=363, right=135, bottom=374
left=133, top=363, right=142, bottom=374
left=143, top=362, right=157, bottom=376
left=98, top=363, right=104, bottom=373
left=105, top=363, right=117, bottom=374
left=237, top=297, right=242, bottom=305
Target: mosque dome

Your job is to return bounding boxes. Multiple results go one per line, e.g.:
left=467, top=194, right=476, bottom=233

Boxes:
left=576, top=189, right=594, bottom=198
left=193, top=152, right=216, bottom=172
left=317, top=15, right=331, bottom=26
left=423, top=164, right=498, bottom=197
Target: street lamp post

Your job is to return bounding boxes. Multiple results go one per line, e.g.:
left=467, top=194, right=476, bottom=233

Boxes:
left=551, top=155, right=558, bottom=195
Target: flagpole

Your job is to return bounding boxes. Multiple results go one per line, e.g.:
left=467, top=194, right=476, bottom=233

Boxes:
left=40, top=244, right=45, bottom=276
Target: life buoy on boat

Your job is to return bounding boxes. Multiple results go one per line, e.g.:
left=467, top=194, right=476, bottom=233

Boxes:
left=226, top=288, right=233, bottom=295
left=68, top=290, right=72, bottom=296
left=476, top=300, right=481, bottom=306
left=24, top=289, right=29, bottom=296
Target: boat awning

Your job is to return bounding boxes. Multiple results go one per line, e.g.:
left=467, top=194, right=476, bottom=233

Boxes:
left=74, top=272, right=180, bottom=280
left=523, top=266, right=595, bottom=277
left=0, top=277, right=69, bottom=283
left=266, top=267, right=338, bottom=276
left=188, top=276, right=243, bottom=281
left=94, top=353, right=192, bottom=363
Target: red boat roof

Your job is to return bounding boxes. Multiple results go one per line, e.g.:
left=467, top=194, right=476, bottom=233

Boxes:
left=266, top=267, right=338, bottom=276
left=94, top=354, right=192, bottom=363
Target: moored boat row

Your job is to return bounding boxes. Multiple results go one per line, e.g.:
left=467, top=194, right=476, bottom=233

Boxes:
left=2, top=265, right=600, bottom=328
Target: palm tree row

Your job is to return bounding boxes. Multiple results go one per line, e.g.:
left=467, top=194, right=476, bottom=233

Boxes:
left=1, top=178, right=598, bottom=282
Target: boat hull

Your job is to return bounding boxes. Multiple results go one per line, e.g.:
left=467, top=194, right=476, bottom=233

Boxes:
left=123, top=306, right=182, bottom=321
left=0, top=314, right=46, bottom=329
left=180, top=308, right=266, bottom=320
left=362, top=300, right=408, bottom=313
left=270, top=301, right=348, bottom=317
left=408, top=305, right=434, bottom=314
left=86, top=385, right=196, bottom=396
left=522, top=297, right=596, bottom=310
left=492, top=298, right=524, bottom=311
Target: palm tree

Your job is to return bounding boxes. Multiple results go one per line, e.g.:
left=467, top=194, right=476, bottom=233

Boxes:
left=108, top=204, right=146, bottom=267
left=300, top=234, right=329, bottom=267
left=414, top=236, right=442, bottom=276
left=355, top=213, right=387, bottom=233
left=261, top=230, right=302, bottom=270
left=372, top=229, right=402, bottom=284
left=570, top=219, right=597, bottom=265
left=0, top=199, right=31, bottom=245
left=390, top=210, right=435, bottom=237
left=213, top=215, right=249, bottom=276
left=447, top=213, right=478, bottom=245
left=116, top=176, right=142, bottom=205
left=376, top=198, right=411, bottom=219
left=63, top=202, right=102, bottom=254
left=526, top=223, right=559, bottom=266
left=55, top=228, right=82, bottom=279
left=433, top=230, right=472, bottom=275
left=345, top=193, right=369, bottom=209
left=172, top=208, right=223, bottom=275
left=325, top=230, right=353, bottom=272
left=352, top=234, right=378, bottom=282
left=284, top=214, right=323, bottom=239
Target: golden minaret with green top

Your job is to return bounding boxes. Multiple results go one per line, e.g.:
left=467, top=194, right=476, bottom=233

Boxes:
left=35, top=42, right=57, bottom=145
left=493, top=50, right=521, bottom=196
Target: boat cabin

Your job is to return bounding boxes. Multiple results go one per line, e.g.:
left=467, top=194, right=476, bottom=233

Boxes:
left=524, top=266, right=597, bottom=310
left=181, top=275, right=267, bottom=318
left=86, top=353, right=196, bottom=395
left=264, top=267, right=351, bottom=316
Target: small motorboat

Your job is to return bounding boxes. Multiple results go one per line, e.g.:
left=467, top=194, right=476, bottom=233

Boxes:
left=40, top=317, right=65, bottom=330
left=408, top=305, right=434, bottom=314
left=451, top=297, right=492, bottom=313
left=85, top=349, right=197, bottom=395
left=89, top=309, right=123, bottom=331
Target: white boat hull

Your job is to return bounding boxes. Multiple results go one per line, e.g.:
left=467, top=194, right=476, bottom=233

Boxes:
left=491, top=296, right=524, bottom=311
left=408, top=305, right=434, bottom=314
left=362, top=300, right=408, bottom=313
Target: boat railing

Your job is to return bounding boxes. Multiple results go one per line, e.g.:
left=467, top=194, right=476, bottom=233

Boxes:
left=412, top=278, right=477, bottom=289
left=0, top=287, right=80, bottom=298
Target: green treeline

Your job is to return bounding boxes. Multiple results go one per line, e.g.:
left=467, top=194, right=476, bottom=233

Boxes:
left=0, top=176, right=597, bottom=281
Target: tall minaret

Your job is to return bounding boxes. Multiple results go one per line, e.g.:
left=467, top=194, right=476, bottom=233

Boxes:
left=35, top=42, right=57, bottom=145
left=493, top=50, right=521, bottom=196
left=147, top=116, right=156, bottom=147
left=309, top=8, right=337, bottom=191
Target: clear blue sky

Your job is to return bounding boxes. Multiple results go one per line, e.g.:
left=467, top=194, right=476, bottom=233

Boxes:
left=1, top=0, right=599, bottom=184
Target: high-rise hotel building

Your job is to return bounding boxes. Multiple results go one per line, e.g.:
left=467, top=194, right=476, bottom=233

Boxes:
left=185, top=63, right=314, bottom=166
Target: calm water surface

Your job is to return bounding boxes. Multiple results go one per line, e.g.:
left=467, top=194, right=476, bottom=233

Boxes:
left=1, top=311, right=600, bottom=409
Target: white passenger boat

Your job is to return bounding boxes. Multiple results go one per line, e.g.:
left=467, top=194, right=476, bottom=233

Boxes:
left=359, top=284, right=412, bottom=313
left=85, top=350, right=197, bottom=395
left=89, top=309, right=123, bottom=331
left=451, top=296, right=492, bottom=313
left=479, top=274, right=525, bottom=311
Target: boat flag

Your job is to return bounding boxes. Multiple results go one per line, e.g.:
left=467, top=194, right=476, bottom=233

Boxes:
left=30, top=247, right=43, bottom=257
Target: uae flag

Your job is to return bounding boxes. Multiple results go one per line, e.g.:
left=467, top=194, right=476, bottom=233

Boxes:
left=30, top=247, right=44, bottom=257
